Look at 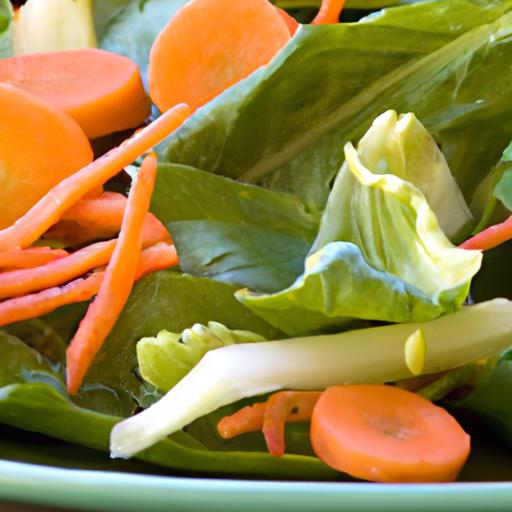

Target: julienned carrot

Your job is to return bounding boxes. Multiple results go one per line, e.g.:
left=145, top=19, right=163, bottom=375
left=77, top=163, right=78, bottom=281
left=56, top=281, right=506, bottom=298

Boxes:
left=0, top=49, right=151, bottom=139
left=148, top=0, right=290, bottom=113
left=66, top=154, right=158, bottom=395
left=459, top=214, right=512, bottom=251
left=0, top=84, right=93, bottom=230
left=217, top=391, right=321, bottom=456
left=311, top=0, right=346, bottom=24
left=275, top=7, right=299, bottom=36
left=311, top=385, right=470, bottom=482
left=0, top=247, right=68, bottom=270
left=0, top=243, right=178, bottom=327
left=0, top=103, right=189, bottom=252
left=0, top=240, right=116, bottom=300
left=45, top=191, right=171, bottom=246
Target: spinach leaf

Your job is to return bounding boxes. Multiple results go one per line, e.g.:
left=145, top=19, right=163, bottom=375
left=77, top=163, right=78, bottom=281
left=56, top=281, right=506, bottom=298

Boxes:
left=0, top=332, right=334, bottom=479
left=152, top=164, right=319, bottom=292
left=161, top=3, right=512, bottom=211
left=85, top=271, right=281, bottom=405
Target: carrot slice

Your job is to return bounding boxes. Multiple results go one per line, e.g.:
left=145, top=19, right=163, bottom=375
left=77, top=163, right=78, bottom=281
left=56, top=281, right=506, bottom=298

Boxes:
left=311, top=385, right=470, bottom=483
left=0, top=247, right=68, bottom=271
left=0, top=243, right=178, bottom=327
left=460, top=214, right=512, bottom=251
left=0, top=49, right=151, bottom=139
left=217, top=391, right=321, bottom=457
left=45, top=191, right=170, bottom=246
left=0, top=84, right=93, bottom=230
left=148, top=0, right=290, bottom=113
left=66, top=153, right=158, bottom=395
left=263, top=391, right=322, bottom=457
left=0, top=103, right=189, bottom=252
left=275, top=7, right=299, bottom=36
left=311, top=0, right=346, bottom=24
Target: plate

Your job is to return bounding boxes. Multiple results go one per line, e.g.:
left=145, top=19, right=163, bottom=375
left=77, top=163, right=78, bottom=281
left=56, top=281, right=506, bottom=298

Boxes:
left=0, top=424, right=511, bottom=512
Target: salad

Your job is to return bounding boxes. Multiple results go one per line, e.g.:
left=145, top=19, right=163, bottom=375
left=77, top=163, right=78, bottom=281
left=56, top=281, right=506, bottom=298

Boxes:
left=0, top=0, right=511, bottom=484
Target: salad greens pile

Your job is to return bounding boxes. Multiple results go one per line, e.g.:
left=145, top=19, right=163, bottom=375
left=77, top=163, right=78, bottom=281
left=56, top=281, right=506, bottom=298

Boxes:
left=1, top=0, right=512, bottom=480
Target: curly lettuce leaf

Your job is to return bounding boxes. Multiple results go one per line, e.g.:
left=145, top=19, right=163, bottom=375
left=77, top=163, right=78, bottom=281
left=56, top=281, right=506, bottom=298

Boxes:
left=137, top=322, right=266, bottom=392
left=238, top=137, right=482, bottom=335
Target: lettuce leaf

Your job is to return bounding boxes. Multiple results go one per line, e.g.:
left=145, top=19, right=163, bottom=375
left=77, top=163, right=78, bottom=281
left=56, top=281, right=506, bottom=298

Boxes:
left=137, top=322, right=266, bottom=392
left=238, top=137, right=482, bottom=335
left=160, top=4, right=512, bottom=211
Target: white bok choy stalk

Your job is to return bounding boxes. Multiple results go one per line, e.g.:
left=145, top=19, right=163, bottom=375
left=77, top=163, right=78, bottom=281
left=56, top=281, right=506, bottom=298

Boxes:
left=110, top=299, right=512, bottom=458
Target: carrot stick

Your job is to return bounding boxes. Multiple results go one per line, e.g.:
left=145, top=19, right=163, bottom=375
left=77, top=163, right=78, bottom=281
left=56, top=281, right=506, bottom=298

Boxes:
left=0, top=84, right=93, bottom=230
left=217, top=402, right=267, bottom=439
left=66, top=153, right=158, bottom=395
left=0, top=243, right=178, bottom=327
left=459, top=214, right=512, bottom=251
left=0, top=247, right=68, bottom=270
left=0, top=49, right=151, bottom=139
left=311, top=385, right=470, bottom=482
left=275, top=7, right=299, bottom=36
left=148, top=0, right=290, bottom=113
left=45, top=191, right=170, bottom=246
left=0, top=103, right=190, bottom=252
left=311, top=0, right=346, bottom=24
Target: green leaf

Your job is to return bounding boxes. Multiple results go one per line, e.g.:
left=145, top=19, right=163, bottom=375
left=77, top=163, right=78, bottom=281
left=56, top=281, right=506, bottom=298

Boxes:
left=84, top=271, right=281, bottom=405
left=137, top=322, right=266, bottom=392
left=161, top=3, right=512, bottom=211
left=493, top=140, right=512, bottom=211
left=457, top=349, right=512, bottom=448
left=238, top=133, right=482, bottom=336
left=152, top=164, right=319, bottom=293
left=0, top=332, right=333, bottom=479
left=0, top=0, right=12, bottom=58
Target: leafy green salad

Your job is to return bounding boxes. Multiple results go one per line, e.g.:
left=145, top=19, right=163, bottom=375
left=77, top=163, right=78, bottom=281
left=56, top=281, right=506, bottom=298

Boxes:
left=1, top=0, right=512, bottom=484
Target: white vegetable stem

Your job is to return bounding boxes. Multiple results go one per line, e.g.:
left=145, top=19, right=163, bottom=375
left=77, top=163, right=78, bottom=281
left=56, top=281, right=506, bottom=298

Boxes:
left=110, top=299, right=512, bottom=458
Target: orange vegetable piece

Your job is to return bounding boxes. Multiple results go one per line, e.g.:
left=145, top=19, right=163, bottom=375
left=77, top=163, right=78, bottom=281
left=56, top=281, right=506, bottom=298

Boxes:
left=0, top=247, right=68, bottom=271
left=148, top=0, right=291, bottom=113
left=217, top=402, right=267, bottom=439
left=66, top=154, right=158, bottom=395
left=311, top=0, right=346, bottom=24
left=45, top=191, right=171, bottom=246
left=0, top=243, right=178, bottom=327
left=460, top=214, right=512, bottom=251
left=0, top=84, right=93, bottom=230
left=0, top=49, right=151, bottom=139
left=275, top=7, right=299, bottom=36
left=0, top=103, right=190, bottom=252
left=311, top=385, right=470, bottom=483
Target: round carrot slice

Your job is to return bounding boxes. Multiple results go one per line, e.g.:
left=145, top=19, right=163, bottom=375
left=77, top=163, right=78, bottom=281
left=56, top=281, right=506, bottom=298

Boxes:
left=148, top=0, right=291, bottom=113
left=0, top=84, right=93, bottom=230
left=0, top=49, right=151, bottom=139
left=310, top=385, right=470, bottom=483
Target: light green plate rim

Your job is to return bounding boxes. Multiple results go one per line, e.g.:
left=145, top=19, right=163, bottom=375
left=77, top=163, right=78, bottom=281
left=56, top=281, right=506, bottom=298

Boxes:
left=0, top=460, right=511, bottom=512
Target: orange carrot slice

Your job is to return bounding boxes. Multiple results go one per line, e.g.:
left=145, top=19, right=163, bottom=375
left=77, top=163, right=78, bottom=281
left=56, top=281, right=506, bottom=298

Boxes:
left=262, top=391, right=321, bottom=457
left=148, top=0, right=290, bottom=113
left=311, top=0, right=346, bottom=24
left=66, top=153, right=158, bottom=395
left=0, top=247, right=68, bottom=271
left=45, top=191, right=170, bottom=246
left=0, top=49, right=151, bottom=139
left=275, top=7, right=299, bottom=36
left=0, top=103, right=189, bottom=252
left=311, top=385, right=470, bottom=482
left=0, top=243, right=178, bottom=327
left=0, top=84, right=93, bottom=230
left=460, top=214, right=512, bottom=251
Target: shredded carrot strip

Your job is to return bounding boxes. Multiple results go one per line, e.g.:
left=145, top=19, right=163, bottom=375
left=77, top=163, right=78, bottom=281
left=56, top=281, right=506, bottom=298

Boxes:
left=0, top=243, right=178, bottom=327
left=0, top=247, right=68, bottom=270
left=459, top=214, right=512, bottom=251
left=217, top=402, right=267, bottom=439
left=217, top=390, right=322, bottom=456
left=0, top=103, right=189, bottom=251
left=45, top=191, right=171, bottom=246
left=66, top=153, right=158, bottom=395
left=311, top=0, right=346, bottom=24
